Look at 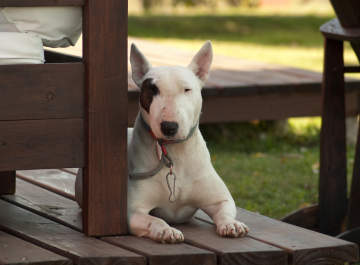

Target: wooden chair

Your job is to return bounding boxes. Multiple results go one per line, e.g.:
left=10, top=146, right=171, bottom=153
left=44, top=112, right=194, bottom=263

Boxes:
left=292, top=0, right=360, bottom=243
left=282, top=0, right=360, bottom=245
left=0, top=0, right=128, bottom=236
left=318, top=0, right=360, bottom=239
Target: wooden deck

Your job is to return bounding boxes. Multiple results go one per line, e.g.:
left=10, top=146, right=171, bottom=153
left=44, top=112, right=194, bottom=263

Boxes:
left=0, top=169, right=358, bottom=265
left=51, top=37, right=360, bottom=125
left=2, top=37, right=359, bottom=264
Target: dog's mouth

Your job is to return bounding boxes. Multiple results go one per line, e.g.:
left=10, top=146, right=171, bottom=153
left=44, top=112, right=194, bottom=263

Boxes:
left=163, top=135, right=177, bottom=140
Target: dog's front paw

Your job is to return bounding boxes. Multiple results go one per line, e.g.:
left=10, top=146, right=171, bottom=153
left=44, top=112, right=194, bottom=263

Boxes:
left=216, top=220, right=249, bottom=238
left=152, top=226, right=184, bottom=244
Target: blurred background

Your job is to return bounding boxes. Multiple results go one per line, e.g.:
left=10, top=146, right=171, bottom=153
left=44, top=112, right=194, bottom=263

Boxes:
left=128, top=0, right=359, bottom=219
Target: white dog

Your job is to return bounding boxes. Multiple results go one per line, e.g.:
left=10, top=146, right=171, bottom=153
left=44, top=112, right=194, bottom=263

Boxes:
left=127, top=41, right=248, bottom=243
left=76, top=41, right=249, bottom=243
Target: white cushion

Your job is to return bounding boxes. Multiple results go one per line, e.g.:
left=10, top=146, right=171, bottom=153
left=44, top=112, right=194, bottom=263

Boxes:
left=0, top=32, right=44, bottom=65
left=1, top=7, right=82, bottom=48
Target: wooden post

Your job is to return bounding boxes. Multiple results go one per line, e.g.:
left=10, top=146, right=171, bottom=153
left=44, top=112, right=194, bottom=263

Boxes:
left=319, top=38, right=347, bottom=236
left=0, top=171, right=16, bottom=195
left=82, top=0, right=128, bottom=236
left=348, top=117, right=360, bottom=230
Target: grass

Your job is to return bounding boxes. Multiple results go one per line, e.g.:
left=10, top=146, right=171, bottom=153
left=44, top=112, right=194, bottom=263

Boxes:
left=128, top=2, right=359, bottom=219
left=201, top=120, right=356, bottom=219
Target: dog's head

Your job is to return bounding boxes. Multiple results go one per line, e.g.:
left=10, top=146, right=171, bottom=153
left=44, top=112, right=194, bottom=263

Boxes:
left=130, top=41, right=213, bottom=140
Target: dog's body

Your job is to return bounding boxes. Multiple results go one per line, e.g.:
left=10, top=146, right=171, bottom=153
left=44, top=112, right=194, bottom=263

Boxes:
left=76, top=41, right=248, bottom=243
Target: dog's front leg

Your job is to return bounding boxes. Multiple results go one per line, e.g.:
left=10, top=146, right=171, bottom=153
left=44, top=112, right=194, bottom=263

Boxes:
left=201, top=200, right=249, bottom=238
left=128, top=211, right=184, bottom=243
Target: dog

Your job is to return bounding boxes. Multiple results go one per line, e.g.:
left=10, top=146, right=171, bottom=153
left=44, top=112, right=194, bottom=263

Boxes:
left=76, top=41, right=249, bottom=243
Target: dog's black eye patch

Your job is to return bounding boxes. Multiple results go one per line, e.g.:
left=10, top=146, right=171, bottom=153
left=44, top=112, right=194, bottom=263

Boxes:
left=140, top=78, right=159, bottom=113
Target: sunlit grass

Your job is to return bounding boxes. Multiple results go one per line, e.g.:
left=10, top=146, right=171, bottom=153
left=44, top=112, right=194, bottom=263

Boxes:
left=288, top=117, right=321, bottom=135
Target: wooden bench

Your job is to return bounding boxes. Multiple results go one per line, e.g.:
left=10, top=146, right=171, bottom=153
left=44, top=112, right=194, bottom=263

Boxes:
left=0, top=169, right=358, bottom=265
left=126, top=38, right=360, bottom=125
left=0, top=0, right=128, bottom=236
left=53, top=37, right=360, bottom=125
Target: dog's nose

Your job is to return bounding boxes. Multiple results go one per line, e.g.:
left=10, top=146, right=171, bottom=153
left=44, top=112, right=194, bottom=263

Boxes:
left=161, top=121, right=179, bottom=137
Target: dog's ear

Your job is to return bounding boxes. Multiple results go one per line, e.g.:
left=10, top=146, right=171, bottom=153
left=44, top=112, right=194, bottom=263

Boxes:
left=188, top=41, right=213, bottom=83
left=130, top=44, right=152, bottom=87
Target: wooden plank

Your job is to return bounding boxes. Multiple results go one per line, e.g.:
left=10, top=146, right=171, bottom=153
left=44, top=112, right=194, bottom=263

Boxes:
left=17, top=169, right=76, bottom=199
left=0, top=119, right=84, bottom=171
left=195, top=209, right=359, bottom=265
left=82, top=0, right=128, bottom=236
left=177, top=219, right=287, bottom=265
left=344, top=66, right=360, bottom=73
left=0, top=230, right=71, bottom=265
left=104, top=236, right=217, bottom=265
left=319, top=39, right=348, bottom=236
left=128, top=87, right=360, bottom=126
left=2, top=178, right=81, bottom=231
left=0, top=171, right=15, bottom=195
left=348, top=118, right=360, bottom=230
left=6, top=179, right=214, bottom=265
left=0, top=200, right=145, bottom=265
left=0, top=63, right=84, bottom=121
left=0, top=0, right=84, bottom=7
left=8, top=168, right=355, bottom=265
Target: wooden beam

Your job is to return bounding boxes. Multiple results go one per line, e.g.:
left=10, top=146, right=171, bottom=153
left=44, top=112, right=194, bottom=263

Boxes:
left=82, top=0, right=128, bottom=236
left=0, top=119, right=84, bottom=171
left=196, top=209, right=359, bottom=265
left=344, top=66, right=360, bottom=73
left=319, top=38, right=348, bottom=236
left=0, top=230, right=72, bottom=265
left=0, top=200, right=144, bottom=265
left=0, top=171, right=15, bottom=195
left=104, top=235, right=217, bottom=265
left=0, top=63, right=84, bottom=121
left=127, top=88, right=360, bottom=126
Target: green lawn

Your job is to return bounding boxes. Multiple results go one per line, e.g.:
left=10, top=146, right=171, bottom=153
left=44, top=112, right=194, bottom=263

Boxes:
left=128, top=3, right=359, bottom=219
left=201, top=119, right=355, bottom=219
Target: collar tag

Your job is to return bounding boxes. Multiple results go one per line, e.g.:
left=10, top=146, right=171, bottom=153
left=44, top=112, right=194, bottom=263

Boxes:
left=166, top=169, right=176, bottom=202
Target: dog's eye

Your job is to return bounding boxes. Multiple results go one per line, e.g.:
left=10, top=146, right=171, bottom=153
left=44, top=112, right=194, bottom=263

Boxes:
left=150, top=84, right=159, bottom=95
left=184, top=88, right=191, bottom=93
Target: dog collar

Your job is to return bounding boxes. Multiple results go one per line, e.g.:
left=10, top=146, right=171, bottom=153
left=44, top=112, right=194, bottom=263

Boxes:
left=129, top=114, right=198, bottom=181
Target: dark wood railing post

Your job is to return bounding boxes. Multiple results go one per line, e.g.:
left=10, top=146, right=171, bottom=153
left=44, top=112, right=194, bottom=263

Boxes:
left=319, top=38, right=347, bottom=236
left=82, top=0, right=128, bottom=236
left=0, top=171, right=16, bottom=195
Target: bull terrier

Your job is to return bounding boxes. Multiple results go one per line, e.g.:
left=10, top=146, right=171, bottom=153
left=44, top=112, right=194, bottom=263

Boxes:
left=76, top=41, right=249, bottom=243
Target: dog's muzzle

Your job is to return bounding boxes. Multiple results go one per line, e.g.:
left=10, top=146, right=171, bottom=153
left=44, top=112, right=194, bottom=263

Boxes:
left=161, top=121, right=179, bottom=137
